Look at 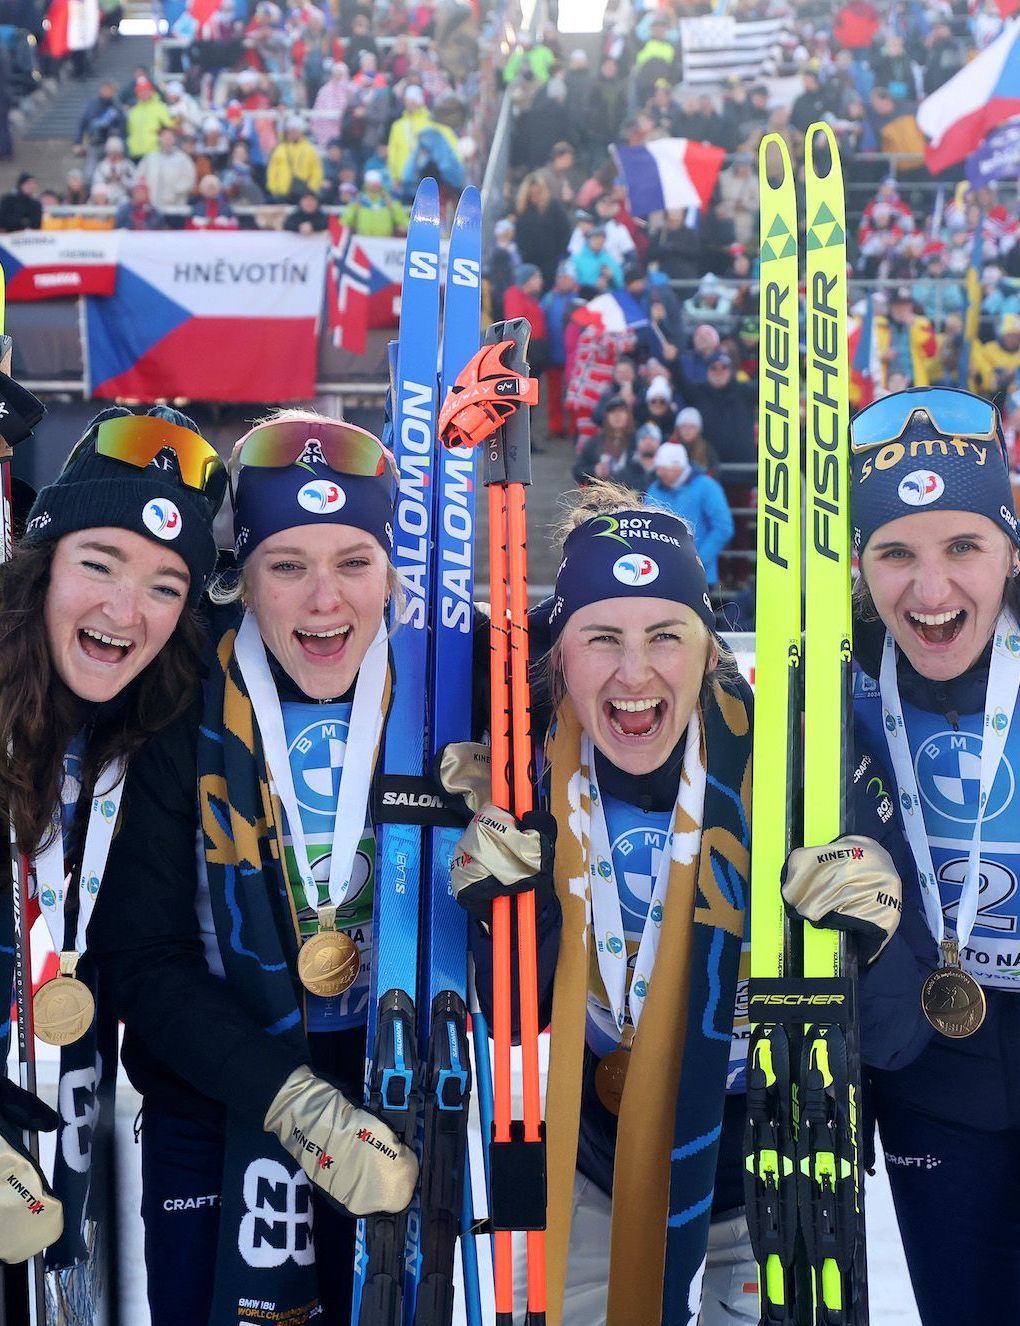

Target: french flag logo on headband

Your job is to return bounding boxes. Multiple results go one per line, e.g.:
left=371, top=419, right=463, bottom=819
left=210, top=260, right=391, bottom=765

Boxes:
left=298, top=481, right=347, bottom=514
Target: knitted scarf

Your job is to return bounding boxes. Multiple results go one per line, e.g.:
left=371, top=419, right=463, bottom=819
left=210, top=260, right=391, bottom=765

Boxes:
left=544, top=676, right=751, bottom=1326
left=197, top=626, right=391, bottom=1325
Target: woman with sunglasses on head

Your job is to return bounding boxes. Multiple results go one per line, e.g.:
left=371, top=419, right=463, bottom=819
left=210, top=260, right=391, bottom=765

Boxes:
left=0, top=406, right=224, bottom=1287
left=90, top=411, right=417, bottom=1326
left=782, top=387, right=1020, bottom=1325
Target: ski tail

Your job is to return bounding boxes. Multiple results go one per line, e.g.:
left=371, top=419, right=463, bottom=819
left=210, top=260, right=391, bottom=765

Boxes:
left=356, top=177, right=443, bottom=1326
left=744, top=132, right=803, bottom=1326
left=801, top=121, right=868, bottom=1326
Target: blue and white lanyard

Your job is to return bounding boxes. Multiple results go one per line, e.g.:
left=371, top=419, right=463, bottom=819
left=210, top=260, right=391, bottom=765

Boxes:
left=233, top=609, right=386, bottom=916
left=33, top=760, right=126, bottom=957
left=584, top=710, right=704, bottom=1036
left=879, top=610, right=1020, bottom=952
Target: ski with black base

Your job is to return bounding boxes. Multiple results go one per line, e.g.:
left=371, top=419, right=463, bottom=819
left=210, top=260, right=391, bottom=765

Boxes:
left=745, top=124, right=868, bottom=1326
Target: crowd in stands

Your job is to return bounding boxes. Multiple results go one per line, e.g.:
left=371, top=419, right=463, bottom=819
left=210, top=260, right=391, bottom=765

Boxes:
left=477, top=1, right=1020, bottom=599
left=2, top=0, right=1020, bottom=601
left=0, top=0, right=479, bottom=233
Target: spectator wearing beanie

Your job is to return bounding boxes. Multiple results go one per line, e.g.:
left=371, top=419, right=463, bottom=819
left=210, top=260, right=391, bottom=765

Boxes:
left=644, top=442, right=734, bottom=589
left=674, top=351, right=756, bottom=466
left=504, top=264, right=549, bottom=387
left=570, top=225, right=624, bottom=296
left=0, top=174, right=43, bottom=232
left=540, top=263, right=584, bottom=439
left=341, top=170, right=408, bottom=236
left=617, top=422, right=662, bottom=493
left=573, top=396, right=635, bottom=486
left=126, top=77, right=175, bottom=161
left=673, top=406, right=719, bottom=475
left=267, top=115, right=324, bottom=202
left=484, top=217, right=521, bottom=322
left=636, top=374, right=680, bottom=435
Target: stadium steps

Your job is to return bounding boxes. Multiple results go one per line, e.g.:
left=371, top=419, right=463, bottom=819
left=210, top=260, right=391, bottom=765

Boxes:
left=21, top=34, right=154, bottom=140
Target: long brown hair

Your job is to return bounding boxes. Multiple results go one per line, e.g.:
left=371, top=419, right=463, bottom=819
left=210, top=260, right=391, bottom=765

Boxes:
left=0, top=541, right=205, bottom=854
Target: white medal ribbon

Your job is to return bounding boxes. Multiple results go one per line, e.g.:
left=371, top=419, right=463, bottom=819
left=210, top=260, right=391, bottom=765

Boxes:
left=585, top=709, right=702, bottom=1034
left=234, top=610, right=387, bottom=916
left=33, top=759, right=127, bottom=957
left=879, top=609, right=1020, bottom=952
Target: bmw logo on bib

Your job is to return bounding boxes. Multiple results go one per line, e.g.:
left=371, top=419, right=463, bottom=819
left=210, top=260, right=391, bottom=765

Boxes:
left=289, top=717, right=350, bottom=817
left=914, top=728, right=1014, bottom=826
left=613, top=822, right=668, bottom=926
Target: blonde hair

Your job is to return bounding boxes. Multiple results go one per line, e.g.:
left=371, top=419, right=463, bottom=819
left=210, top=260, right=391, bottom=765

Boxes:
left=515, top=171, right=551, bottom=214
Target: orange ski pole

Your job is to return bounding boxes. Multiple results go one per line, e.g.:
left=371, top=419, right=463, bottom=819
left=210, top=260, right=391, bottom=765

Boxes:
left=438, top=319, right=547, bottom=1324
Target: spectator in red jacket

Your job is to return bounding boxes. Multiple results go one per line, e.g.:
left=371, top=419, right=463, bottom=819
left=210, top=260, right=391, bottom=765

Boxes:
left=504, top=264, right=550, bottom=418
left=833, top=0, right=881, bottom=50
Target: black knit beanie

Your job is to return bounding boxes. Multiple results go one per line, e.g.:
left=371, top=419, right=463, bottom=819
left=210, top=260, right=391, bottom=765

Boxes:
left=23, top=406, right=221, bottom=605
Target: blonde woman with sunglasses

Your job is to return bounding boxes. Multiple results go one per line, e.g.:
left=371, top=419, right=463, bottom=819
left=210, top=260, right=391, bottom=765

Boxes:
left=91, top=411, right=416, bottom=1326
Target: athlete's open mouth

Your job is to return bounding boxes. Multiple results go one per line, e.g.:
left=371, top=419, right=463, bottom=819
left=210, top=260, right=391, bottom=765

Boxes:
left=78, top=627, right=133, bottom=664
left=294, top=624, right=352, bottom=659
left=907, top=609, right=965, bottom=646
left=605, top=697, right=665, bottom=738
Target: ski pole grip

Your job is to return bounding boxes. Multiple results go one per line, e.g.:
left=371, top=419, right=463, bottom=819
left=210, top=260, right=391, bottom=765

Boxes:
left=483, top=319, right=533, bottom=490
left=488, top=1120, right=546, bottom=1231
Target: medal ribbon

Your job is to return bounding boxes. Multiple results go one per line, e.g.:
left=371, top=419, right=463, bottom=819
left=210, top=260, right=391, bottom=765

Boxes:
left=584, top=710, right=703, bottom=1035
left=234, top=610, right=386, bottom=915
left=33, top=759, right=127, bottom=957
left=879, top=609, right=1020, bottom=953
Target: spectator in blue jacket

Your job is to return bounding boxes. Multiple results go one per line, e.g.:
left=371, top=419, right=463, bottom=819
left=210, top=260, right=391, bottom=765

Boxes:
left=570, top=225, right=624, bottom=296
left=644, top=441, right=734, bottom=588
left=540, top=262, right=583, bottom=438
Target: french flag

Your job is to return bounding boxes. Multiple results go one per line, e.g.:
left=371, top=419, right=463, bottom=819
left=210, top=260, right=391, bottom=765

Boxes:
left=612, top=138, right=726, bottom=219
left=917, top=18, right=1020, bottom=173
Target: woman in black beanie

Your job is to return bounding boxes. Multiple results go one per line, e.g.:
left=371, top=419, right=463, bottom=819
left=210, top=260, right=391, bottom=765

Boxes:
left=0, top=405, right=225, bottom=1298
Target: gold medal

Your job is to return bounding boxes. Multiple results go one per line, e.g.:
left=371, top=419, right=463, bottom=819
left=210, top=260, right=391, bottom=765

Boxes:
left=921, top=940, right=986, bottom=1039
left=594, top=1026, right=634, bottom=1116
left=33, top=952, right=95, bottom=1047
left=297, top=907, right=360, bottom=998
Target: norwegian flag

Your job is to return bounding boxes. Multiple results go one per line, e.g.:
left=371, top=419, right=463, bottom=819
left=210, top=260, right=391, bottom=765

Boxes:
left=327, top=220, right=403, bottom=356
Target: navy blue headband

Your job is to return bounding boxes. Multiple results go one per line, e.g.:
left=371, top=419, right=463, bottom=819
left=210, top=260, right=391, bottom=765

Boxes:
left=851, top=415, right=1019, bottom=552
left=232, top=457, right=396, bottom=563
left=548, top=509, right=714, bottom=643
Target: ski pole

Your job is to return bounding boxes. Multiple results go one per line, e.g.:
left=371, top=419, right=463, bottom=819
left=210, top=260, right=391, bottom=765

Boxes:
left=478, top=321, right=546, bottom=1325
left=438, top=320, right=547, bottom=1323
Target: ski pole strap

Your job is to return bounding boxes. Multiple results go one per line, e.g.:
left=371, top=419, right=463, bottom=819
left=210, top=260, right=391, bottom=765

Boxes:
left=488, top=1120, right=547, bottom=1231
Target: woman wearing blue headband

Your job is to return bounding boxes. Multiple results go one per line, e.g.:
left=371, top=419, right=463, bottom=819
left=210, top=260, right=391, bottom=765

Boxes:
left=90, top=410, right=417, bottom=1326
left=439, top=482, right=758, bottom=1324
left=804, top=386, right=1020, bottom=1325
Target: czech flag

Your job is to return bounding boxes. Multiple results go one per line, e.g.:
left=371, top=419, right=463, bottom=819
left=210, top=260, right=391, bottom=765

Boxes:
left=917, top=18, right=1020, bottom=173
left=0, top=230, right=119, bottom=299
left=84, top=231, right=328, bottom=403
left=612, top=138, right=726, bottom=219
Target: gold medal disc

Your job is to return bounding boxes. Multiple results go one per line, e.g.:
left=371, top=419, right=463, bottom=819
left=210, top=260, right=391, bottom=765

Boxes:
left=594, top=1047, right=631, bottom=1116
left=921, top=965, right=986, bottom=1039
left=298, top=929, right=361, bottom=998
left=34, top=975, right=96, bottom=1047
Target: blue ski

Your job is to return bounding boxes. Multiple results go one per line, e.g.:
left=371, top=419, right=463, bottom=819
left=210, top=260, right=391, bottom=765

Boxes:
left=414, top=185, right=483, bottom=1326
left=355, top=177, right=443, bottom=1326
